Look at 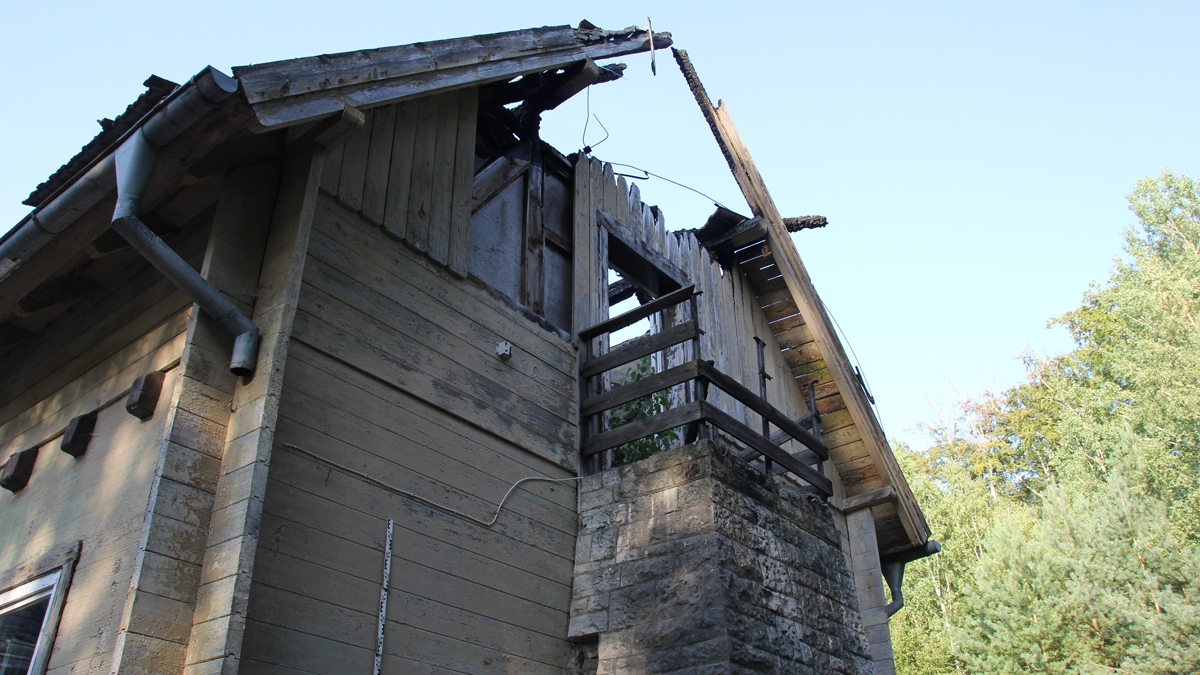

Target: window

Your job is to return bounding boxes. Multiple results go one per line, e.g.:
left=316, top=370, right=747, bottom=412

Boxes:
left=0, top=543, right=78, bottom=675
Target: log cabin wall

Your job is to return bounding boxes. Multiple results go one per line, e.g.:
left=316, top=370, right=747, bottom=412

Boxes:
left=0, top=198, right=222, bottom=674
left=242, top=88, right=581, bottom=672
left=572, top=155, right=839, bottom=487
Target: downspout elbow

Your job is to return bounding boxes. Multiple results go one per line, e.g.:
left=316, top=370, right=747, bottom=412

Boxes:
left=881, top=540, right=941, bottom=618
left=110, top=68, right=259, bottom=377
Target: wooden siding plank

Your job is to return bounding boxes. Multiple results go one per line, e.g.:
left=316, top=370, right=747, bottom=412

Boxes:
left=258, top=508, right=570, bottom=613
left=320, top=143, right=344, bottom=196
left=427, top=90, right=461, bottom=265
left=311, top=198, right=574, bottom=373
left=277, top=357, right=576, bottom=527
left=447, top=87, right=477, bottom=277
left=337, top=110, right=373, bottom=211
left=290, top=299, right=574, bottom=461
left=360, top=103, right=396, bottom=225
left=405, top=94, right=441, bottom=253
left=383, top=99, right=419, bottom=241
left=299, top=254, right=574, bottom=422
left=263, top=457, right=573, bottom=587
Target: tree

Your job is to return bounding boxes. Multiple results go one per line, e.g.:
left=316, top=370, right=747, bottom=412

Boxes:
left=955, top=464, right=1200, bottom=675
left=893, top=173, right=1200, bottom=673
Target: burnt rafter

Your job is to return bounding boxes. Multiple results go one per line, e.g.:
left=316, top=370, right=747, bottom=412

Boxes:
left=477, top=59, right=626, bottom=149
left=784, top=216, right=827, bottom=232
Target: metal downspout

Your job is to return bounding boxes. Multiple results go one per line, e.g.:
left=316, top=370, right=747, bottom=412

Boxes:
left=108, top=68, right=260, bottom=376
left=882, top=540, right=942, bottom=617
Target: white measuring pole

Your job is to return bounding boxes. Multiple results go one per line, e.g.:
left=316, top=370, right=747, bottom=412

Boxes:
left=374, top=519, right=394, bottom=675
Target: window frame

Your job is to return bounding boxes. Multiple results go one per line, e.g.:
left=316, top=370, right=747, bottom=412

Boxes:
left=0, top=541, right=79, bottom=675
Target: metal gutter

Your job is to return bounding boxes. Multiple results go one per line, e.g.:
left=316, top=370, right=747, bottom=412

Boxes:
left=0, top=66, right=261, bottom=376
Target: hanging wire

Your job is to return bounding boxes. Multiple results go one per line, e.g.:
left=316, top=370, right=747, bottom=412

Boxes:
left=818, top=298, right=887, bottom=429
left=607, top=162, right=729, bottom=209
left=581, top=86, right=610, bottom=154
left=284, top=443, right=582, bottom=528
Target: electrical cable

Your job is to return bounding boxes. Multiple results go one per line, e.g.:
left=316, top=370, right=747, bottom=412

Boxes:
left=606, top=162, right=729, bottom=210
left=283, top=443, right=582, bottom=528
left=817, top=299, right=887, bottom=430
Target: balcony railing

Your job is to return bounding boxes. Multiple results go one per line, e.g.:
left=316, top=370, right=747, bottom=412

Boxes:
left=578, top=285, right=832, bottom=497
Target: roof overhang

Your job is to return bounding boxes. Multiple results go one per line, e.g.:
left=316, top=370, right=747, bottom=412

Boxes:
left=234, top=23, right=672, bottom=130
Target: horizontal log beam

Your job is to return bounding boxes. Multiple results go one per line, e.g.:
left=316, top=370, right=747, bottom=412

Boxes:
left=582, top=400, right=703, bottom=457
left=579, top=284, right=695, bottom=341
left=581, top=360, right=700, bottom=418
left=698, top=361, right=829, bottom=460
left=700, top=402, right=832, bottom=496
left=581, top=320, right=698, bottom=379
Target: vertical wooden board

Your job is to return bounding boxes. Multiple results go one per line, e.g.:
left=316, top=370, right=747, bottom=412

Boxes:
left=740, top=272, right=758, bottom=425
left=428, top=90, right=461, bottom=265
left=642, top=204, right=655, bottom=252
left=589, top=158, right=606, bottom=330
left=406, top=94, right=442, bottom=253
left=572, top=155, right=593, bottom=336
left=384, top=99, right=419, bottom=242
left=360, top=104, right=397, bottom=226
left=615, top=176, right=629, bottom=227
left=338, top=110, right=373, bottom=211
left=522, top=147, right=545, bottom=315
left=695, top=248, right=710, bottom=362
left=601, top=163, right=617, bottom=217
left=321, top=144, right=344, bottom=196
left=627, top=182, right=642, bottom=237
left=654, top=209, right=667, bottom=257
left=447, top=87, right=478, bottom=278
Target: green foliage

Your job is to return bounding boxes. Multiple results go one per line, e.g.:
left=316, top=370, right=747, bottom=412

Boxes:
left=957, top=467, right=1200, bottom=675
left=893, top=173, right=1200, bottom=674
left=609, top=356, right=680, bottom=466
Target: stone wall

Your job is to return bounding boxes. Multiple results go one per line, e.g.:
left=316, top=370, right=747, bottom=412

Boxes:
left=568, top=441, right=874, bottom=674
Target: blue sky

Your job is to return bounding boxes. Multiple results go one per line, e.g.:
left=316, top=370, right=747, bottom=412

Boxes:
left=2, top=1, right=1197, bottom=449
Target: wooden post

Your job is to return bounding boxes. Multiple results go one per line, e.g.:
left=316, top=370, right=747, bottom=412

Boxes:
left=846, top=507, right=896, bottom=675
left=182, top=147, right=323, bottom=675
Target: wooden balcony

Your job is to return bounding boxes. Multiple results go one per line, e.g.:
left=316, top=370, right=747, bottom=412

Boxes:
left=578, top=286, right=832, bottom=497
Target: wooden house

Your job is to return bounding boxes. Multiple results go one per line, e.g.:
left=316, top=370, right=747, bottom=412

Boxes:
left=0, top=22, right=933, bottom=675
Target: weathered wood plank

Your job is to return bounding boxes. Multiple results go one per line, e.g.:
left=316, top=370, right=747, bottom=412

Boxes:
left=309, top=199, right=574, bottom=374
left=580, top=320, right=698, bottom=379
left=571, top=154, right=593, bottom=337
left=299, top=253, right=574, bottom=422
left=581, top=401, right=703, bottom=457
left=259, top=507, right=570, bottom=612
left=382, top=99, right=419, bottom=241
left=337, top=110, right=373, bottom=211
left=289, top=306, right=575, bottom=465
left=698, top=361, right=829, bottom=460
left=579, top=284, right=696, bottom=341
left=580, top=360, right=700, bottom=418
left=263, top=456, right=573, bottom=584
left=522, top=141, right=545, bottom=314
left=405, top=94, right=441, bottom=253
left=447, top=86, right=477, bottom=278
left=276, top=367, right=577, bottom=532
left=427, top=90, right=461, bottom=265
left=320, top=143, right=344, bottom=196
left=360, top=103, right=396, bottom=225
left=700, top=401, right=831, bottom=495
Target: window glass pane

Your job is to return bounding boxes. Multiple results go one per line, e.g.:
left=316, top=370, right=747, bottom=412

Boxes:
left=0, top=594, right=50, bottom=675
